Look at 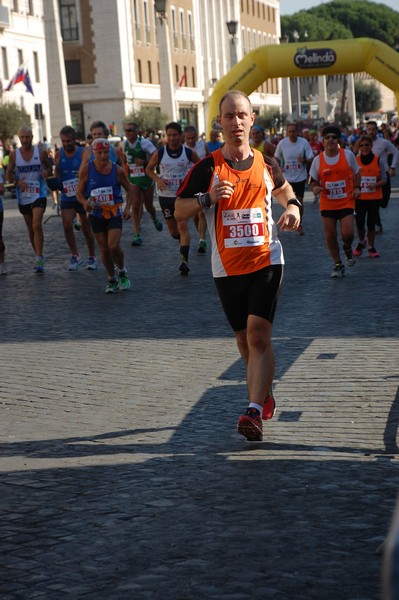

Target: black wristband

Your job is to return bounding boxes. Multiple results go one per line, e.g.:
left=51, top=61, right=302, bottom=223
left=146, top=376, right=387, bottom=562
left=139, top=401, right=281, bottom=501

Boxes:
left=195, top=192, right=212, bottom=208
left=287, top=198, right=302, bottom=209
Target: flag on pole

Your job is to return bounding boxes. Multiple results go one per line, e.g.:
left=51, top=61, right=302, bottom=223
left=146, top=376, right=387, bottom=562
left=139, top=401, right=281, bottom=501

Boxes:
left=177, top=72, right=186, bottom=88
left=5, top=64, right=34, bottom=95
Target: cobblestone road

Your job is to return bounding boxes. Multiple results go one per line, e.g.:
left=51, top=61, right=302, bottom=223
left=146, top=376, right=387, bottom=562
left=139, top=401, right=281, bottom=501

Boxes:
left=1, top=181, right=399, bottom=599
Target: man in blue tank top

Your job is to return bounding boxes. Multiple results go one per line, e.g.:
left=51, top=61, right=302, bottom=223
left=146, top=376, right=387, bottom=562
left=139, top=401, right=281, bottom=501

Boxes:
left=54, top=126, right=97, bottom=271
left=77, top=138, right=133, bottom=293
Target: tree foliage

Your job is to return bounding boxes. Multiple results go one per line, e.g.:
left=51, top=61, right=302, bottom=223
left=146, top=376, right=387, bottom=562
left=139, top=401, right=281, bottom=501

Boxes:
left=124, top=105, right=169, bottom=133
left=281, top=1, right=399, bottom=47
left=354, top=80, right=382, bottom=113
left=254, top=108, right=288, bottom=133
left=0, top=101, right=31, bottom=148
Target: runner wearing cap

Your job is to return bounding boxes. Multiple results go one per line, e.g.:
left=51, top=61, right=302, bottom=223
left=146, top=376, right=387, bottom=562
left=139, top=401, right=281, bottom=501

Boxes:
left=77, top=138, right=133, bottom=293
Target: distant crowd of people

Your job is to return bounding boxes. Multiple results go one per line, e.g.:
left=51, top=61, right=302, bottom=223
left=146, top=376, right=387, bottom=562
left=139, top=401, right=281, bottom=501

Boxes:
left=0, top=112, right=398, bottom=283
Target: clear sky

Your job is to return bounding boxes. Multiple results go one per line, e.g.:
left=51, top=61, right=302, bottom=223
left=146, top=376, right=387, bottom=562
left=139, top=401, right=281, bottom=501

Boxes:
left=280, top=0, right=398, bottom=15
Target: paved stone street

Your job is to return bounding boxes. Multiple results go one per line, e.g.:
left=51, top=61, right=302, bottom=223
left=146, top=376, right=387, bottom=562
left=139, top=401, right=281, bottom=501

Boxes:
left=1, top=180, right=399, bottom=600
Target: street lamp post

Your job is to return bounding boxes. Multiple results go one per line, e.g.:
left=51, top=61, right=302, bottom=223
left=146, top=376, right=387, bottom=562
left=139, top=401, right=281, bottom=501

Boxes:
left=226, top=20, right=239, bottom=68
left=154, top=0, right=176, bottom=121
left=292, top=31, right=301, bottom=118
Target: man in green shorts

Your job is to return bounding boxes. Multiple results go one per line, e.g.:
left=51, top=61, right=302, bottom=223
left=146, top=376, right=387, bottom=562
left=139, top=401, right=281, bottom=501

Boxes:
left=121, top=122, right=163, bottom=246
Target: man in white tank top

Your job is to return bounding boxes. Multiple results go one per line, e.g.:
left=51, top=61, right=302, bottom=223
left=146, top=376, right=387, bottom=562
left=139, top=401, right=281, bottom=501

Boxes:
left=6, top=126, right=52, bottom=273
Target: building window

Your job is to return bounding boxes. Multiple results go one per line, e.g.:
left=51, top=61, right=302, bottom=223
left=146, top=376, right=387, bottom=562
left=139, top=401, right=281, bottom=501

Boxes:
left=70, top=103, right=84, bottom=139
left=28, top=0, right=34, bottom=15
left=153, top=2, right=158, bottom=45
left=191, top=66, right=195, bottom=88
left=188, top=12, right=194, bottom=51
left=175, top=64, right=179, bottom=84
left=59, top=0, right=79, bottom=42
left=137, top=59, right=142, bottom=82
left=2, top=47, right=8, bottom=80
left=18, top=49, right=23, bottom=65
left=148, top=60, right=152, bottom=83
left=180, top=10, right=186, bottom=50
left=33, top=51, right=40, bottom=82
left=133, top=0, right=141, bottom=41
left=171, top=8, right=178, bottom=48
left=12, top=0, right=18, bottom=11
left=65, top=59, right=81, bottom=84
left=144, top=1, right=150, bottom=44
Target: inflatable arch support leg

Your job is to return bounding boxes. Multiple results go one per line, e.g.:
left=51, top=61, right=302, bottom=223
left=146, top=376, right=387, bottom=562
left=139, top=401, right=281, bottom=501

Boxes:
left=207, top=37, right=399, bottom=135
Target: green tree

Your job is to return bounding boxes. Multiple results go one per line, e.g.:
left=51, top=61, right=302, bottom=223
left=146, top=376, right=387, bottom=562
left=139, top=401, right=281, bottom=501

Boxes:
left=123, top=105, right=169, bottom=134
left=281, top=1, right=399, bottom=47
left=354, top=80, right=382, bottom=113
left=0, top=101, right=31, bottom=148
left=255, top=108, right=287, bottom=133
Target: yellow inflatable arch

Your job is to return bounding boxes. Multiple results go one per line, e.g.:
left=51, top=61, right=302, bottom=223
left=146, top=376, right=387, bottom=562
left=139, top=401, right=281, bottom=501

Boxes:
left=207, top=37, right=399, bottom=135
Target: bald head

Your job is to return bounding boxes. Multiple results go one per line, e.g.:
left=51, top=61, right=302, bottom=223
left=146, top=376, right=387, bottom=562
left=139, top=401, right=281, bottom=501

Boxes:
left=18, top=126, right=33, bottom=149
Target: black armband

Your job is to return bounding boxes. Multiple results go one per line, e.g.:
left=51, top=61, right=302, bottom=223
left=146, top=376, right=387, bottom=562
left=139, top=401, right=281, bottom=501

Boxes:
left=286, top=198, right=302, bottom=209
left=195, top=192, right=212, bottom=208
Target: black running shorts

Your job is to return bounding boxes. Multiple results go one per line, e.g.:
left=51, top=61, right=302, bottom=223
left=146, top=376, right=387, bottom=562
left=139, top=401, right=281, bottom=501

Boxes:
left=214, top=264, right=284, bottom=332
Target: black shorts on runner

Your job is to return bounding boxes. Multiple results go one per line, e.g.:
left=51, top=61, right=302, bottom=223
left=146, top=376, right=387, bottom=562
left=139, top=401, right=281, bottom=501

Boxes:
left=18, top=197, right=47, bottom=215
left=89, top=214, right=122, bottom=234
left=61, top=199, right=86, bottom=215
left=320, top=208, right=354, bottom=220
left=289, top=180, right=307, bottom=200
left=158, top=196, right=176, bottom=220
left=355, top=199, right=380, bottom=232
left=214, top=264, right=284, bottom=332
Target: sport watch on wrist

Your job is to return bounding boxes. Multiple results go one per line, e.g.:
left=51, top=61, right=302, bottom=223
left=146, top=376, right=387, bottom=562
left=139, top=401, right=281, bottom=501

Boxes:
left=286, top=198, right=302, bottom=209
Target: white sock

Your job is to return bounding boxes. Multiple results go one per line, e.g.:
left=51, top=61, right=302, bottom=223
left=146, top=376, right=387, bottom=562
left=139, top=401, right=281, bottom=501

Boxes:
left=249, top=403, right=263, bottom=415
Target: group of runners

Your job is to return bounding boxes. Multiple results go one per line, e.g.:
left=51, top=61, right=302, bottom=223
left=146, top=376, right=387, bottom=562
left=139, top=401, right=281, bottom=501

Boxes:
left=1, top=91, right=398, bottom=440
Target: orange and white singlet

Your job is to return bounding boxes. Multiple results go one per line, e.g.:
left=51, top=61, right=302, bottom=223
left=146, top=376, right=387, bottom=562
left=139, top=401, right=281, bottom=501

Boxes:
left=204, top=149, right=284, bottom=278
left=356, top=154, right=383, bottom=201
left=318, top=148, right=355, bottom=211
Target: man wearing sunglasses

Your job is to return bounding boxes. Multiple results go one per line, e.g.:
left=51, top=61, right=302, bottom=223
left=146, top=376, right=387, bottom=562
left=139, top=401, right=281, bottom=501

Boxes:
left=309, top=124, right=361, bottom=278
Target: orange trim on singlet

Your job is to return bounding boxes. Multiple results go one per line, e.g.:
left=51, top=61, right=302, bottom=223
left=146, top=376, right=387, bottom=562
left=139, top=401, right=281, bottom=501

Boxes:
left=356, top=154, right=383, bottom=201
left=211, top=148, right=277, bottom=276
left=319, top=148, right=355, bottom=211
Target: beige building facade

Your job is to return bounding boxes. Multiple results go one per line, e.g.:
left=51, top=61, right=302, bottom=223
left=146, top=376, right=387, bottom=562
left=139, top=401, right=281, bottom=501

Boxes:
left=60, top=0, right=282, bottom=138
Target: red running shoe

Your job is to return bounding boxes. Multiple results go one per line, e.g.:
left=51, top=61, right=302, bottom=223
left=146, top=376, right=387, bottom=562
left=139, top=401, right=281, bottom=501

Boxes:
left=368, top=247, right=380, bottom=258
left=262, top=390, right=276, bottom=421
left=237, top=408, right=263, bottom=441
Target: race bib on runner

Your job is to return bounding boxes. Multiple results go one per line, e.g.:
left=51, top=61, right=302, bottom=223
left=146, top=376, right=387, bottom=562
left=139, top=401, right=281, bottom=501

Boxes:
left=91, top=186, right=114, bottom=207
left=63, top=177, right=78, bottom=197
left=165, top=178, right=181, bottom=192
left=360, top=176, right=376, bottom=193
left=222, top=208, right=265, bottom=248
left=20, top=180, right=40, bottom=202
left=129, top=165, right=145, bottom=177
left=325, top=180, right=347, bottom=200
left=285, top=160, right=302, bottom=171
